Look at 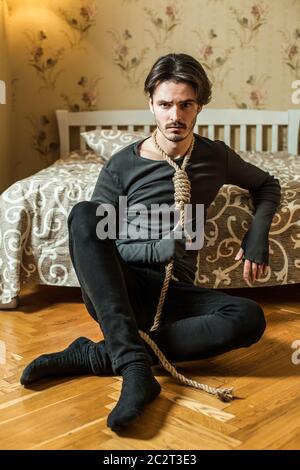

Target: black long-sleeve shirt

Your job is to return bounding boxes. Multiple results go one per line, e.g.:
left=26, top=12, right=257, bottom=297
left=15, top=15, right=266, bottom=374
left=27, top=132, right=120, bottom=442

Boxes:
left=91, top=134, right=281, bottom=284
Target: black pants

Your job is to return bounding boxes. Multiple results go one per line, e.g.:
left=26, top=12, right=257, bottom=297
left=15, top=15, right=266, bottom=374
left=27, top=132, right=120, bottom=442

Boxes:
left=68, top=201, right=266, bottom=374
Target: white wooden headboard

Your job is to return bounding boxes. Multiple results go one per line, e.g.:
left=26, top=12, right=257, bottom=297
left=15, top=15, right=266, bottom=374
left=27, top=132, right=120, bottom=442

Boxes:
left=56, top=108, right=300, bottom=158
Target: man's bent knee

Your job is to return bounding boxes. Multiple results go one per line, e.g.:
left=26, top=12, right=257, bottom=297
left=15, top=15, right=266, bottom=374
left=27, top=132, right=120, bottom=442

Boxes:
left=68, top=201, right=102, bottom=241
left=68, top=201, right=98, bottom=226
left=239, top=298, right=266, bottom=345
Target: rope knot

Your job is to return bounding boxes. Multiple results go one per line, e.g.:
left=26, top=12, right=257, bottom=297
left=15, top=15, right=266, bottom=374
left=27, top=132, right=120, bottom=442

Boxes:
left=216, top=387, right=234, bottom=402
left=172, top=168, right=191, bottom=209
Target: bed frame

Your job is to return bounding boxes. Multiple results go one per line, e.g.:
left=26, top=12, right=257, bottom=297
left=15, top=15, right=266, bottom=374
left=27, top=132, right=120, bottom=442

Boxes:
left=1, top=108, right=299, bottom=309
left=56, top=108, right=300, bottom=158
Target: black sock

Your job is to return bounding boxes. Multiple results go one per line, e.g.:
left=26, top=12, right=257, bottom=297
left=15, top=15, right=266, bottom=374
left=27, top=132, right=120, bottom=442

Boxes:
left=107, top=362, right=161, bottom=431
left=20, top=337, right=112, bottom=385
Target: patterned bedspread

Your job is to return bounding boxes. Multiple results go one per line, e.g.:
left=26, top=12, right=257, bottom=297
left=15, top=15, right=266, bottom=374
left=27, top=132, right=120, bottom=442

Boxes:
left=0, top=149, right=299, bottom=304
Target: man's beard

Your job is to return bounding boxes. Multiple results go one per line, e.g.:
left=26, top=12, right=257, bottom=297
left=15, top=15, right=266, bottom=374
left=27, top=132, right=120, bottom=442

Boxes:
left=155, top=115, right=197, bottom=143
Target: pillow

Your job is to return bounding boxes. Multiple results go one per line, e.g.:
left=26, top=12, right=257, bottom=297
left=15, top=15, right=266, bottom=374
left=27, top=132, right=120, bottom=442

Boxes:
left=57, top=149, right=106, bottom=164
left=80, top=129, right=150, bottom=161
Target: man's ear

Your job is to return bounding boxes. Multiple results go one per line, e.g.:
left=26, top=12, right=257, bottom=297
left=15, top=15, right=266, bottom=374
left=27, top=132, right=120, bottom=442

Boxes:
left=197, top=104, right=203, bottom=114
left=149, top=98, right=154, bottom=114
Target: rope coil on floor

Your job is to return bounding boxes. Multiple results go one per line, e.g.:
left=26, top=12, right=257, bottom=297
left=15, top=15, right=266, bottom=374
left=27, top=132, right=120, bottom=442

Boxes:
left=138, top=129, right=234, bottom=403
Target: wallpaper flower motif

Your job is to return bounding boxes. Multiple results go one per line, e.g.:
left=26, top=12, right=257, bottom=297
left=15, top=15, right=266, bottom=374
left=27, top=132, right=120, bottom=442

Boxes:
left=24, top=30, right=64, bottom=91
left=61, top=75, right=102, bottom=112
left=26, top=114, right=59, bottom=166
left=230, top=3, right=268, bottom=48
left=229, top=74, right=271, bottom=109
left=279, top=28, right=300, bottom=79
left=144, top=3, right=181, bottom=48
left=58, top=0, right=98, bottom=49
left=194, top=28, right=234, bottom=87
left=107, top=29, right=149, bottom=88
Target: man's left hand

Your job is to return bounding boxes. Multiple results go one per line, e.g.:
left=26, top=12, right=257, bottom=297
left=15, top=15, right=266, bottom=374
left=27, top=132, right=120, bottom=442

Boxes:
left=235, top=247, right=268, bottom=282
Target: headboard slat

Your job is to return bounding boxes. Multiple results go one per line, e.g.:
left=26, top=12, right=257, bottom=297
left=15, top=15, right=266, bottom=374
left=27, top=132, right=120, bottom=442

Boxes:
left=240, top=125, right=247, bottom=151
left=256, top=125, right=263, bottom=151
left=272, top=125, right=278, bottom=152
left=288, top=110, right=300, bottom=154
left=208, top=125, right=215, bottom=140
left=224, top=125, right=231, bottom=146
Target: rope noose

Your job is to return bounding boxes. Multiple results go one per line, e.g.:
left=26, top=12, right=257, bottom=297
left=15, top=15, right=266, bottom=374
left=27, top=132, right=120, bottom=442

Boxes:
left=138, top=129, right=234, bottom=403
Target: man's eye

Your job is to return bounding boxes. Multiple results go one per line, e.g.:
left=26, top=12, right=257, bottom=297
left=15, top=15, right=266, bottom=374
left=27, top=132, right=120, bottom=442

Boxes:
left=182, top=103, right=191, bottom=108
left=160, top=103, right=170, bottom=108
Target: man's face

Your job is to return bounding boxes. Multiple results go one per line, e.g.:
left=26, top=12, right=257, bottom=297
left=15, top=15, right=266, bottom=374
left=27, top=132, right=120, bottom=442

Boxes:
left=149, top=80, right=202, bottom=143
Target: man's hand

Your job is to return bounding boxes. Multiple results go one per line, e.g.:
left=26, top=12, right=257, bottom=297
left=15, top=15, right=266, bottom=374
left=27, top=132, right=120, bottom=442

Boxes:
left=157, top=234, right=186, bottom=264
left=235, top=247, right=269, bottom=282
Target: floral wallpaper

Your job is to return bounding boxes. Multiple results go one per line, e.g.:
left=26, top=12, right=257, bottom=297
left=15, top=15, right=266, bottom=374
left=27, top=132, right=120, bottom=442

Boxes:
left=144, top=3, right=181, bottom=49
left=58, top=1, right=98, bottom=49
left=107, top=28, right=149, bottom=88
left=24, top=29, right=65, bottom=91
left=194, top=28, right=234, bottom=88
left=229, top=3, right=268, bottom=48
left=0, top=0, right=300, bottom=190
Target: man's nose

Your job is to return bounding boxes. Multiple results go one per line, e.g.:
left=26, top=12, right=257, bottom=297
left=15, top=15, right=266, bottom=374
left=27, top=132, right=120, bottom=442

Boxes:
left=170, top=105, right=181, bottom=121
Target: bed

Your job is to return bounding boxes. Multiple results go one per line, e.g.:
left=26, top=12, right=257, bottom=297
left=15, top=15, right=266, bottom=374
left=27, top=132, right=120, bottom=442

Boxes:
left=1, top=108, right=300, bottom=309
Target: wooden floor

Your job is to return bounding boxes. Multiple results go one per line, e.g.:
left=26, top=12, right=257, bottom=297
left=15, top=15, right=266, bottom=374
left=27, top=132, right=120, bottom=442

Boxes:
left=0, top=282, right=299, bottom=450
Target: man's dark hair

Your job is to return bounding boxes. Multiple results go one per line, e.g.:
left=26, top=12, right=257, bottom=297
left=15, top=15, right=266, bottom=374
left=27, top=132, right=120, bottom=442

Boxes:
left=144, top=53, right=212, bottom=106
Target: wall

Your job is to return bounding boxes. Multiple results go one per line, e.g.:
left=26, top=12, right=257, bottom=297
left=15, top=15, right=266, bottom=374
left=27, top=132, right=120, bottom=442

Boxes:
left=2, top=0, right=300, bottom=190
left=0, top=0, right=12, bottom=193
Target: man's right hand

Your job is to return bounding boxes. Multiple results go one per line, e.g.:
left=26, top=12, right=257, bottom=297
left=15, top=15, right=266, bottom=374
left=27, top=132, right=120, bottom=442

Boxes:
left=156, top=231, right=187, bottom=264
